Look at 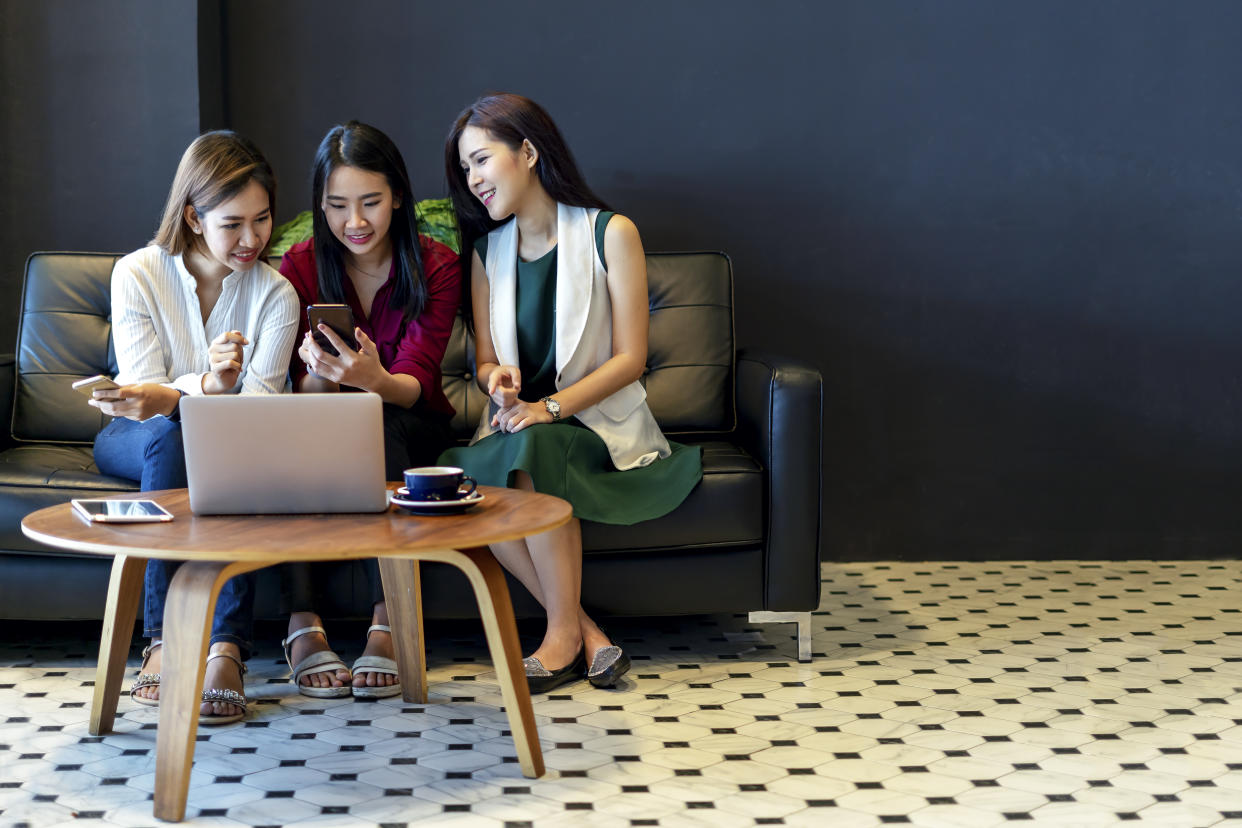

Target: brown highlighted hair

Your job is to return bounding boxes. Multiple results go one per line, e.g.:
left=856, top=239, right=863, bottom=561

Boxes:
left=152, top=130, right=277, bottom=256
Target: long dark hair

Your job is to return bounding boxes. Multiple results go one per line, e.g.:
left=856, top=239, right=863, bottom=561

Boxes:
left=312, top=121, right=426, bottom=323
left=444, top=93, right=611, bottom=329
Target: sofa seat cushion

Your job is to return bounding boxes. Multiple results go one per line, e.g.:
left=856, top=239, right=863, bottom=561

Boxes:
left=0, top=444, right=137, bottom=490
left=582, top=440, right=762, bottom=553
left=0, top=443, right=137, bottom=555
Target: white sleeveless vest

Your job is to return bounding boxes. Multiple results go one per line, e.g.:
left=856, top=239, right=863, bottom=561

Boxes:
left=472, top=203, right=670, bottom=470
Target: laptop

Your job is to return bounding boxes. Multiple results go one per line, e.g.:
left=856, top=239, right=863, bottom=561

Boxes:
left=180, top=393, right=388, bottom=515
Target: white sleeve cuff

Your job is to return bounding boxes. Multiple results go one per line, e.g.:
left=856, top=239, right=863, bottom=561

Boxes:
left=169, top=374, right=206, bottom=397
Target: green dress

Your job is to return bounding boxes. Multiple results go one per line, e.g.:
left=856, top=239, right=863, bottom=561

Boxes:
left=439, top=213, right=702, bottom=525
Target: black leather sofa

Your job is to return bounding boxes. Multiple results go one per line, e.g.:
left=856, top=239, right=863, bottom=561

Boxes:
left=0, top=251, right=823, bottom=655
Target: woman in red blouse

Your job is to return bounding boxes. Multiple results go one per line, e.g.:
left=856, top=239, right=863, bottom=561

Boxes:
left=278, top=121, right=461, bottom=699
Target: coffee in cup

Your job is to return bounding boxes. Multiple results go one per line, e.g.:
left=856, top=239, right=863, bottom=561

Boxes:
left=402, top=466, right=478, bottom=502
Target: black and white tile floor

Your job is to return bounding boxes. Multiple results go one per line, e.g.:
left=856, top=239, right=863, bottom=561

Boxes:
left=2, top=561, right=1241, bottom=827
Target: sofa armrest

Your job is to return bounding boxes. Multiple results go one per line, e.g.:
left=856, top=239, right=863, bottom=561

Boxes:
left=0, top=353, right=14, bottom=450
left=736, top=348, right=823, bottom=612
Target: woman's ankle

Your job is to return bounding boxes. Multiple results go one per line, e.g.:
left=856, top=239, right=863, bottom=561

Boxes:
left=208, top=640, right=242, bottom=660
left=289, top=611, right=322, bottom=631
left=371, top=601, right=389, bottom=628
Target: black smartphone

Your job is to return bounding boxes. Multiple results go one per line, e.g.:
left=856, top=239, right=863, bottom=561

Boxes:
left=307, top=304, right=359, bottom=357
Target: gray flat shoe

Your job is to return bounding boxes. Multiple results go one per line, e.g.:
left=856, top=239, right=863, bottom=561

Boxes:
left=586, top=644, right=631, bottom=688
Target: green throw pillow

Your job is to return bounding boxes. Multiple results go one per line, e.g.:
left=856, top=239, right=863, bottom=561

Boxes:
left=268, top=197, right=461, bottom=258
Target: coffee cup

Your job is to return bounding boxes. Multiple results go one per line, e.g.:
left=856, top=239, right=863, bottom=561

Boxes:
left=402, top=466, right=478, bottom=502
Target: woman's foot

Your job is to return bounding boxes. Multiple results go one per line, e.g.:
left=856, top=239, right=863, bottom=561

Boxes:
left=353, top=603, right=400, bottom=694
left=581, top=621, right=612, bottom=666
left=528, top=629, right=585, bottom=673
left=201, top=642, right=246, bottom=720
left=286, top=612, right=351, bottom=691
left=524, top=629, right=586, bottom=694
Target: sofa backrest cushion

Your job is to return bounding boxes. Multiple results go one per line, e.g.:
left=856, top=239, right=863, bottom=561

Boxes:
left=15, top=253, right=119, bottom=444
left=16, top=250, right=734, bottom=445
left=441, top=250, right=736, bottom=438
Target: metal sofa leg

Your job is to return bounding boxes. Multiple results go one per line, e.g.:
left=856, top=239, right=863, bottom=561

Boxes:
left=748, top=611, right=813, bottom=662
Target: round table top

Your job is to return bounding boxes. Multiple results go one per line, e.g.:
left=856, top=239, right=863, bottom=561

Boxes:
left=21, top=486, right=573, bottom=562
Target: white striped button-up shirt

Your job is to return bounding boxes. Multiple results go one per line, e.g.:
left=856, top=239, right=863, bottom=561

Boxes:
left=111, top=245, right=299, bottom=396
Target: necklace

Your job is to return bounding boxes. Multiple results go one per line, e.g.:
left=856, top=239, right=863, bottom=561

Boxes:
left=347, top=258, right=389, bottom=281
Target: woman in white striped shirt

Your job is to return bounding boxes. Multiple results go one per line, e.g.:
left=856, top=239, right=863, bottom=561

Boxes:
left=89, top=132, right=299, bottom=725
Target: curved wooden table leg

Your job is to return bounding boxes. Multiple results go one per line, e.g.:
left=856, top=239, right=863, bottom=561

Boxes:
left=154, top=560, right=265, bottom=823
left=450, top=546, right=544, bottom=778
left=90, top=554, right=145, bottom=735
left=378, top=558, right=427, bottom=703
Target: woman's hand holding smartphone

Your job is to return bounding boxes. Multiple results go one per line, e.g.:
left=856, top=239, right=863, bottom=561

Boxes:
left=307, top=305, right=359, bottom=357
left=300, top=304, right=388, bottom=394
left=88, top=384, right=182, bottom=421
left=72, top=374, right=122, bottom=401
left=74, top=375, right=180, bottom=421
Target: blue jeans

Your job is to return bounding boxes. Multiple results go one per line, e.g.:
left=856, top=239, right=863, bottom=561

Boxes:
left=93, top=415, right=255, bottom=659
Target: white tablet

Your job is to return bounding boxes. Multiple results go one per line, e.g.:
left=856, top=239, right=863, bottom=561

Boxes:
left=71, top=499, right=174, bottom=523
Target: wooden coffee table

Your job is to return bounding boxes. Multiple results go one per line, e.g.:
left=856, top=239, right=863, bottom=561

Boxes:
left=21, top=485, right=572, bottom=822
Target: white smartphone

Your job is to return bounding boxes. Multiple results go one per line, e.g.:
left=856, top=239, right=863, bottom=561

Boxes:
left=71, top=499, right=174, bottom=523
left=72, top=375, right=122, bottom=401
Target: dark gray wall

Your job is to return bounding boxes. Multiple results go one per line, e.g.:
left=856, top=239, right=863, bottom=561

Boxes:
left=221, top=1, right=1242, bottom=559
left=0, top=1, right=200, bottom=348
left=6, top=1, right=1242, bottom=560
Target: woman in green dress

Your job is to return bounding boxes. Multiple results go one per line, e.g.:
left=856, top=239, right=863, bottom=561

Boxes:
left=441, top=93, right=701, bottom=693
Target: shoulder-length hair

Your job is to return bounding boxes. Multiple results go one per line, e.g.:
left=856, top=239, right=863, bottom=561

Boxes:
left=444, top=92, right=611, bottom=243
left=311, top=121, right=426, bottom=323
left=152, top=131, right=276, bottom=257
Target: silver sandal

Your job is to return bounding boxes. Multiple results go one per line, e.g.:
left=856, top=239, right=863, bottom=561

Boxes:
left=351, top=624, right=401, bottom=699
left=129, top=640, right=162, bottom=707
left=199, top=651, right=248, bottom=726
left=282, top=625, right=351, bottom=698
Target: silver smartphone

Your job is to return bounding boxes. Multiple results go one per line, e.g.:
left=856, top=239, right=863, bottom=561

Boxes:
left=71, top=499, right=174, bottom=523
left=71, top=374, right=122, bottom=401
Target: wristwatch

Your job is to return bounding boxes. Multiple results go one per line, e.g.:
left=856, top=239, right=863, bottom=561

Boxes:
left=541, top=396, right=561, bottom=422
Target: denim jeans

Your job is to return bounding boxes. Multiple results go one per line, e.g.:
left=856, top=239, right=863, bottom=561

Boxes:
left=94, top=415, right=255, bottom=658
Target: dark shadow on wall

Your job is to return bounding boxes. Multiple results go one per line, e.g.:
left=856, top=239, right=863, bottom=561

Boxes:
left=0, top=1, right=200, bottom=352
left=0, top=5, right=51, bottom=350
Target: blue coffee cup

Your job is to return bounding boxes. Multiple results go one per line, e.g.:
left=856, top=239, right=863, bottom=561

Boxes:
left=402, top=466, right=478, bottom=502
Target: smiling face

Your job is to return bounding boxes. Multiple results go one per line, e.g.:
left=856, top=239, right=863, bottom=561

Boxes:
left=183, top=178, right=272, bottom=275
left=320, top=165, right=400, bottom=261
left=458, top=125, right=537, bottom=221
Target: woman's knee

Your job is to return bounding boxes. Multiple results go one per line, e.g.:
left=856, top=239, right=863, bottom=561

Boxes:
left=511, top=470, right=534, bottom=490
left=141, top=419, right=184, bottom=456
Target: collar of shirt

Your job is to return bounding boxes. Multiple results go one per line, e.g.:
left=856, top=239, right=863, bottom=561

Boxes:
left=174, top=253, right=250, bottom=290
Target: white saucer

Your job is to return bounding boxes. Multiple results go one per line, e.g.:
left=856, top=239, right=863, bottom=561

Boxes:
left=390, top=490, right=485, bottom=515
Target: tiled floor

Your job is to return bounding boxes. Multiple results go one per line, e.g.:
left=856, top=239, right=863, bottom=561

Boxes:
left=2, top=561, right=1241, bottom=827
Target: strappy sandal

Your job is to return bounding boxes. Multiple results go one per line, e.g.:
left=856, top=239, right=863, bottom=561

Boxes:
left=351, top=624, right=401, bottom=699
left=129, top=640, right=162, bottom=707
left=282, top=625, right=352, bottom=698
left=199, top=651, right=248, bottom=726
